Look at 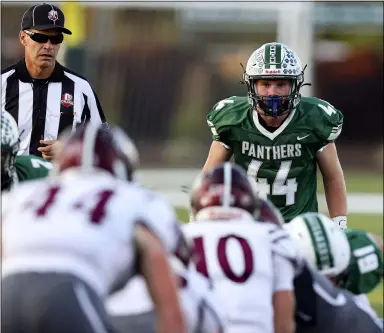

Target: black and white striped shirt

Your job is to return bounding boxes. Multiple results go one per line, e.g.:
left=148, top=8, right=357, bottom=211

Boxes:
left=1, top=59, right=107, bottom=156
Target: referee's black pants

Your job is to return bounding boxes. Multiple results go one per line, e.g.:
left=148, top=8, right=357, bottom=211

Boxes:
left=2, top=272, right=116, bottom=333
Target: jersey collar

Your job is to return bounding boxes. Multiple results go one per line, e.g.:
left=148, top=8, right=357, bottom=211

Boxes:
left=252, top=108, right=297, bottom=141
left=16, top=59, right=65, bottom=83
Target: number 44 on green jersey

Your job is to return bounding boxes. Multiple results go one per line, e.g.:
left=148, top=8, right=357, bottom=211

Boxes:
left=206, top=96, right=344, bottom=222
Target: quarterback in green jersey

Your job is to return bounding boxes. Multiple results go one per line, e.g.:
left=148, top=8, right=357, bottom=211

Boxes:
left=1, top=111, right=52, bottom=191
left=203, top=42, right=347, bottom=225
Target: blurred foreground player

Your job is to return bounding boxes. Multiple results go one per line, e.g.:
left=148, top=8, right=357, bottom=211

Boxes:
left=284, top=213, right=383, bottom=333
left=183, top=162, right=302, bottom=333
left=1, top=124, right=186, bottom=333
left=107, top=253, right=227, bottom=333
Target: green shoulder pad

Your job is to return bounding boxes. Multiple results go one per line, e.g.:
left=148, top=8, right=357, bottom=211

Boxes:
left=15, top=155, right=52, bottom=182
left=301, top=97, right=344, bottom=144
left=206, top=96, right=249, bottom=147
left=342, top=229, right=383, bottom=295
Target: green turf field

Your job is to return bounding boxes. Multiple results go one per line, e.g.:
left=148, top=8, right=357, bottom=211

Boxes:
left=317, top=170, right=383, bottom=193
left=176, top=208, right=383, bottom=315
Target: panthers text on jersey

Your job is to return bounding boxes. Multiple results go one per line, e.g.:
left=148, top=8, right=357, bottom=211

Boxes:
left=183, top=220, right=301, bottom=333
left=206, top=96, right=344, bottom=222
left=2, top=170, right=179, bottom=297
left=14, top=155, right=52, bottom=183
left=342, top=229, right=383, bottom=295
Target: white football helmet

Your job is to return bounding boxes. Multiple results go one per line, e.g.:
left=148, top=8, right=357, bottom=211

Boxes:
left=55, top=123, right=139, bottom=182
left=243, top=42, right=307, bottom=117
left=284, top=212, right=351, bottom=277
left=1, top=111, right=20, bottom=190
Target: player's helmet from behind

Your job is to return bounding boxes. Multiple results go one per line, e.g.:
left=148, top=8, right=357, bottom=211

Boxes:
left=284, top=212, right=351, bottom=277
left=56, top=123, right=139, bottom=181
left=243, top=42, right=306, bottom=117
left=190, top=162, right=259, bottom=221
left=1, top=111, right=20, bottom=191
left=255, top=198, right=285, bottom=227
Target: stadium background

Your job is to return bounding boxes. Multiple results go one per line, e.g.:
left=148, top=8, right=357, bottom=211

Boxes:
left=2, top=1, right=383, bottom=315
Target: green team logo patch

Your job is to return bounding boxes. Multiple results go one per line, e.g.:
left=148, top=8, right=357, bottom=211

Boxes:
left=264, top=44, right=282, bottom=69
left=304, top=216, right=334, bottom=271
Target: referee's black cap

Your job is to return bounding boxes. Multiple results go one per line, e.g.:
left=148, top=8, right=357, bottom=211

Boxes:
left=21, top=3, right=72, bottom=35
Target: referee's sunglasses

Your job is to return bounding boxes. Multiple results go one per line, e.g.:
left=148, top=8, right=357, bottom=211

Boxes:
left=23, top=30, right=64, bottom=45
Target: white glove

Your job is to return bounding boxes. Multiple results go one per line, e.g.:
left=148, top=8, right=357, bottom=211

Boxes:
left=332, top=216, right=347, bottom=230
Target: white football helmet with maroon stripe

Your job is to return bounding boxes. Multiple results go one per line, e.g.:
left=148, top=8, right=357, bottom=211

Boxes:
left=56, top=123, right=139, bottom=182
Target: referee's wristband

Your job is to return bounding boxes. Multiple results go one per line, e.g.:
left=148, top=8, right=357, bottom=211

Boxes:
left=332, top=216, right=347, bottom=230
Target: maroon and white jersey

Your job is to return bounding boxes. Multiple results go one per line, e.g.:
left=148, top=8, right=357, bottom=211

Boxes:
left=106, top=258, right=227, bottom=333
left=2, top=169, right=179, bottom=297
left=183, top=217, right=302, bottom=333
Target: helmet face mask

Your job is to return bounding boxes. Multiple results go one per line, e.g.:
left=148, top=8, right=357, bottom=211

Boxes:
left=243, top=42, right=306, bottom=117
left=1, top=146, right=19, bottom=190
left=1, top=111, right=20, bottom=191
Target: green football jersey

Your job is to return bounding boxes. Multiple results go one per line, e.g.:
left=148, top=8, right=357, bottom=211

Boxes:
left=14, top=155, right=52, bottom=183
left=341, top=229, right=383, bottom=295
left=206, top=96, right=344, bottom=222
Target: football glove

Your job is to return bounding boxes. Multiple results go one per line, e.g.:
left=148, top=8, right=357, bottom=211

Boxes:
left=332, top=216, right=347, bottom=230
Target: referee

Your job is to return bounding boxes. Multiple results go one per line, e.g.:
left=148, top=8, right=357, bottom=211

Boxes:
left=1, top=3, right=107, bottom=161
